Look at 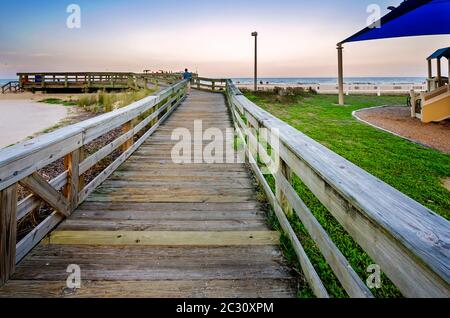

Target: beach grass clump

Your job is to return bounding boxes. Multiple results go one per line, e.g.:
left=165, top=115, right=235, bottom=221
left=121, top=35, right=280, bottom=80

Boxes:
left=39, top=98, right=77, bottom=107
left=243, top=92, right=450, bottom=298
left=241, top=86, right=316, bottom=104
left=76, top=88, right=155, bottom=113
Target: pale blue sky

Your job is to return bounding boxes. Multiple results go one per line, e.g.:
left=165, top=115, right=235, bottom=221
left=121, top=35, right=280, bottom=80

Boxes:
left=1, top=0, right=449, bottom=78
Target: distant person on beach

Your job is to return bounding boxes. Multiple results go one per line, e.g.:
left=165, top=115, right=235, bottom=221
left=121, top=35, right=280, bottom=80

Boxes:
left=183, top=68, right=192, bottom=80
left=183, top=68, right=192, bottom=94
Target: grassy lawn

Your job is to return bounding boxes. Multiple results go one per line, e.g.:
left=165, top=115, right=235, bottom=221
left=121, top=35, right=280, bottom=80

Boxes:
left=244, top=91, right=450, bottom=298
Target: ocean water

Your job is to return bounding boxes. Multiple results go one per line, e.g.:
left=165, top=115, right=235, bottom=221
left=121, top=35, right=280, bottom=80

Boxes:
left=0, top=79, right=16, bottom=86
left=232, top=77, right=426, bottom=85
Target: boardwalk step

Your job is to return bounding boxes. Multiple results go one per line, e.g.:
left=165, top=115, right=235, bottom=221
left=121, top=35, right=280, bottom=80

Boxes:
left=12, top=246, right=292, bottom=281
left=0, top=279, right=297, bottom=298
left=58, top=219, right=269, bottom=231
left=44, top=231, right=280, bottom=246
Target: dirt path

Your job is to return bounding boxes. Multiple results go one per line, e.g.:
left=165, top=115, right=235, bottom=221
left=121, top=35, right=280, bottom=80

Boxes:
left=355, top=106, right=450, bottom=154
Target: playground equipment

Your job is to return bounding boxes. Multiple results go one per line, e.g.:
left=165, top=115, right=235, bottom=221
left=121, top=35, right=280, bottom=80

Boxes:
left=409, top=47, right=450, bottom=123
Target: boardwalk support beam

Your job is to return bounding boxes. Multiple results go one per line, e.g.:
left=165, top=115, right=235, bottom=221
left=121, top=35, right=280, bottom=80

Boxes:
left=0, top=184, right=17, bottom=287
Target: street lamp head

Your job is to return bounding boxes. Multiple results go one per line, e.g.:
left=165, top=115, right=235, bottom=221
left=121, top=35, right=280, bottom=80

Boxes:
left=251, top=31, right=258, bottom=37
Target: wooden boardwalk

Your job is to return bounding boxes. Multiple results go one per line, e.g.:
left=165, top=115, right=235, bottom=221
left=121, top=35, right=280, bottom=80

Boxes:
left=0, top=90, right=297, bottom=298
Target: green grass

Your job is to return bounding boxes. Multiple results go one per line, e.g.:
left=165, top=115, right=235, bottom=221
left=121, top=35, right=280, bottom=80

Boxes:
left=39, top=98, right=77, bottom=107
left=243, top=91, right=450, bottom=298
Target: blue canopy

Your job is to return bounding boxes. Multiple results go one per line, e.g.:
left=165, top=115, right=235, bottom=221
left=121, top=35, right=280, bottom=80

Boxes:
left=341, top=0, right=450, bottom=44
left=427, top=47, right=450, bottom=60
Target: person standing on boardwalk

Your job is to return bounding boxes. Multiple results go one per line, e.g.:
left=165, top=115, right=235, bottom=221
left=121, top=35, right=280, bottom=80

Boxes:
left=183, top=68, right=192, bottom=94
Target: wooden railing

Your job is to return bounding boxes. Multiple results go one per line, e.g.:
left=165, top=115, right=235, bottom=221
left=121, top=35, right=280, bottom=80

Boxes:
left=18, top=72, right=137, bottom=91
left=1, top=81, right=20, bottom=94
left=0, top=80, right=188, bottom=286
left=16, top=72, right=199, bottom=92
left=191, top=77, right=227, bottom=92
left=193, top=78, right=450, bottom=298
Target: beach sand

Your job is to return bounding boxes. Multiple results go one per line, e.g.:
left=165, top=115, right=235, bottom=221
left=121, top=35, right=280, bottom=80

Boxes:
left=0, top=93, right=76, bottom=148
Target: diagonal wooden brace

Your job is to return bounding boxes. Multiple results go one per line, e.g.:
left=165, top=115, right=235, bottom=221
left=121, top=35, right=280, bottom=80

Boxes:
left=20, top=173, right=70, bottom=217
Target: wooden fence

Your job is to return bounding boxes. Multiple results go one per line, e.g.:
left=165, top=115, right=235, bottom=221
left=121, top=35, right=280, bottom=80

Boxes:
left=198, top=78, right=449, bottom=298
left=17, top=72, right=138, bottom=91
left=191, top=77, right=227, bottom=92
left=1, top=81, right=20, bottom=94
left=0, top=80, right=188, bottom=286
left=16, top=72, right=197, bottom=92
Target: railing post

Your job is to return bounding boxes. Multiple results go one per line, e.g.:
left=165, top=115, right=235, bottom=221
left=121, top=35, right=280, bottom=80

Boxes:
left=247, top=115, right=259, bottom=164
left=276, top=158, right=293, bottom=217
left=121, top=120, right=135, bottom=152
left=0, top=183, right=18, bottom=286
left=64, top=149, right=81, bottom=212
left=212, top=81, right=215, bottom=91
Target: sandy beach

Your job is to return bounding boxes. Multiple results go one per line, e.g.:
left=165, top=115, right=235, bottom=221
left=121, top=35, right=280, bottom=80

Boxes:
left=0, top=93, right=74, bottom=148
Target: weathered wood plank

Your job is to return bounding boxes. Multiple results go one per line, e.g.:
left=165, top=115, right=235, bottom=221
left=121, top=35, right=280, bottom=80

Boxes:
left=0, top=279, right=296, bottom=298
left=77, top=201, right=261, bottom=212
left=17, top=171, right=68, bottom=221
left=20, top=173, right=70, bottom=217
left=64, top=150, right=80, bottom=212
left=14, top=246, right=291, bottom=281
left=16, top=212, right=64, bottom=264
left=70, top=210, right=264, bottom=221
left=100, top=179, right=254, bottom=189
left=0, top=184, right=17, bottom=286
left=44, top=231, right=280, bottom=246
left=58, top=219, right=268, bottom=231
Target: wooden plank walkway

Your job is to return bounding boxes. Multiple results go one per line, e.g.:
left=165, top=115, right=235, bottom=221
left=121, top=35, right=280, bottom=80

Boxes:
left=0, top=90, right=297, bottom=298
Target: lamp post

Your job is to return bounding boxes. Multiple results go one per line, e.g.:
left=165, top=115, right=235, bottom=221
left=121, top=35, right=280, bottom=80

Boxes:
left=251, top=31, right=258, bottom=91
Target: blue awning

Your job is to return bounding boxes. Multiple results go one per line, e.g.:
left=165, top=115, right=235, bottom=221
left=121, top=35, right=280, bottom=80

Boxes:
left=341, top=0, right=450, bottom=44
left=427, top=47, right=450, bottom=60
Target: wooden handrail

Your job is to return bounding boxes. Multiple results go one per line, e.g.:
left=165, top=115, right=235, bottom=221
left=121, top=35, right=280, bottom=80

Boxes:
left=16, top=72, right=191, bottom=91
left=191, top=77, right=226, bottom=92
left=192, top=78, right=450, bottom=298
left=1, top=81, right=19, bottom=94
left=0, top=80, right=188, bottom=285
